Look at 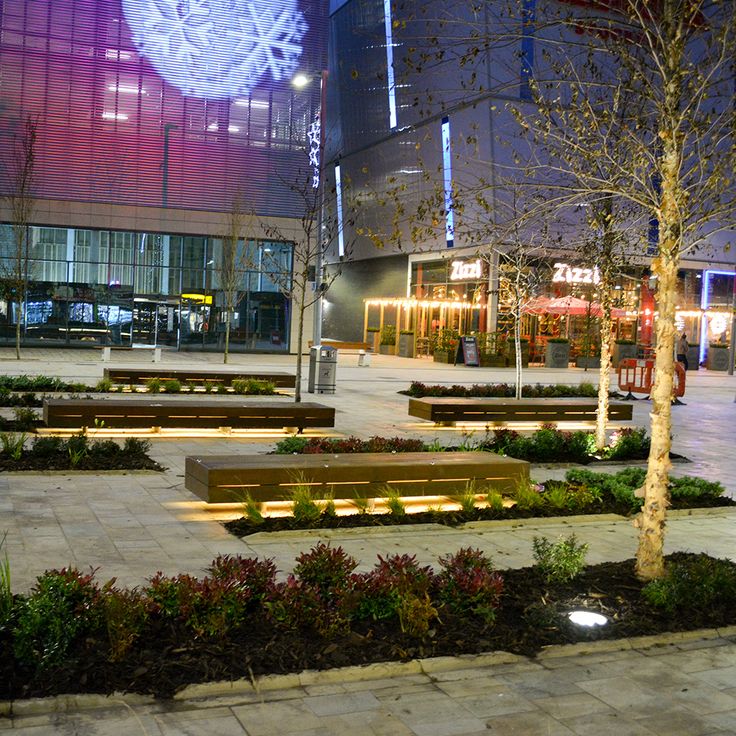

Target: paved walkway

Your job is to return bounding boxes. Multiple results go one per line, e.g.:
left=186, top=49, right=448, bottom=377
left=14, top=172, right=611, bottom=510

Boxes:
left=1, top=347, right=735, bottom=734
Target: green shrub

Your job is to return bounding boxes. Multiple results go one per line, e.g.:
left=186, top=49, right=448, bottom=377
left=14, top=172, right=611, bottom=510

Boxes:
left=0, top=531, right=11, bottom=627
left=670, top=476, right=725, bottom=501
left=12, top=407, right=38, bottom=431
left=532, top=534, right=589, bottom=584
left=351, top=495, right=373, bottom=515
left=274, top=436, right=311, bottom=454
left=383, top=486, right=406, bottom=518
left=13, top=568, right=103, bottom=668
left=456, top=483, right=478, bottom=514
left=486, top=490, right=505, bottom=512
left=512, top=479, right=543, bottom=511
left=89, top=439, right=121, bottom=458
left=530, top=426, right=567, bottom=460
left=240, top=492, right=264, bottom=525
left=232, top=378, right=276, bottom=395
left=354, top=553, right=434, bottom=625
left=1, top=432, right=27, bottom=460
left=144, top=572, right=249, bottom=639
left=643, top=554, right=736, bottom=614
left=103, top=587, right=147, bottom=662
left=95, top=377, right=113, bottom=392
left=202, top=380, right=215, bottom=393
left=288, top=484, right=323, bottom=524
left=146, top=377, right=161, bottom=394
left=293, top=542, right=357, bottom=594
left=123, top=437, right=152, bottom=456
left=606, top=428, right=650, bottom=460
left=162, top=379, right=181, bottom=393
left=565, top=467, right=646, bottom=511
left=436, top=547, right=503, bottom=625
left=66, top=432, right=89, bottom=468
left=30, top=436, right=64, bottom=458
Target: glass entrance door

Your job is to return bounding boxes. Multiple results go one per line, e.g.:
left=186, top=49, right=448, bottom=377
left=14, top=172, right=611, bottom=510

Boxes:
left=131, top=299, right=179, bottom=346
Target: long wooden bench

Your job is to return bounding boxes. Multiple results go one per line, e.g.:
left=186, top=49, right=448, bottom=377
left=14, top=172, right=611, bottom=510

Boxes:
left=408, top=397, right=633, bottom=424
left=43, top=399, right=334, bottom=430
left=103, top=367, right=296, bottom=388
left=185, top=451, right=530, bottom=504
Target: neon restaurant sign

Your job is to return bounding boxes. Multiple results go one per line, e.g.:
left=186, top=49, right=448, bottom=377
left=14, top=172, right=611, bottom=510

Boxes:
left=449, top=259, right=483, bottom=281
left=552, top=263, right=601, bottom=285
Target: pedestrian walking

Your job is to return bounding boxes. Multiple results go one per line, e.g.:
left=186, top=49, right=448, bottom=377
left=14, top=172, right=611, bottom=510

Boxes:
left=676, top=331, right=689, bottom=371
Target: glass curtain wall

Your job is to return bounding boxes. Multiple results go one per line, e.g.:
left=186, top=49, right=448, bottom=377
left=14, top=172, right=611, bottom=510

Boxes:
left=0, top=224, right=293, bottom=352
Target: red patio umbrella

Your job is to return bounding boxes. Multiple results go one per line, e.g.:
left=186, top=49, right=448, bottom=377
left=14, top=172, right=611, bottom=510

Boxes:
left=521, top=295, right=552, bottom=315
left=545, top=295, right=598, bottom=315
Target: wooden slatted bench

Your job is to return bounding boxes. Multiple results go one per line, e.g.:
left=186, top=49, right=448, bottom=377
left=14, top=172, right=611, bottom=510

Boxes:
left=185, top=451, right=530, bottom=504
left=43, top=398, right=334, bottom=430
left=102, top=367, right=296, bottom=388
left=408, top=397, right=633, bottom=425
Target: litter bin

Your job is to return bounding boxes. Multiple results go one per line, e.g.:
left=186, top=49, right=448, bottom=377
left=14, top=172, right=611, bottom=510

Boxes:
left=358, top=349, right=371, bottom=367
left=308, top=345, right=338, bottom=394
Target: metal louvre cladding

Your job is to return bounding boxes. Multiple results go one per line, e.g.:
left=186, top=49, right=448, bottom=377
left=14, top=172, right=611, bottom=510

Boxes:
left=0, top=0, right=328, bottom=217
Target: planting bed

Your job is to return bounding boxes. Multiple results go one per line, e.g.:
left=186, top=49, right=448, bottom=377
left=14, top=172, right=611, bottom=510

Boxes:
left=0, top=436, right=163, bottom=472
left=225, top=467, right=732, bottom=537
left=1, top=551, right=734, bottom=701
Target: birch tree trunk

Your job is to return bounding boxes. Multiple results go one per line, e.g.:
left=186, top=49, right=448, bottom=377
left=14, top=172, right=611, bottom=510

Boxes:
left=514, top=313, right=523, bottom=400
left=595, top=276, right=613, bottom=450
left=294, top=280, right=307, bottom=404
left=223, top=319, right=230, bottom=364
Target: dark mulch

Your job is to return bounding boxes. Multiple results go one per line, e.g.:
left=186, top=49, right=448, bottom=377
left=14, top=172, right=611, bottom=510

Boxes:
left=0, top=453, right=164, bottom=472
left=1, top=554, right=733, bottom=701
left=224, top=495, right=734, bottom=538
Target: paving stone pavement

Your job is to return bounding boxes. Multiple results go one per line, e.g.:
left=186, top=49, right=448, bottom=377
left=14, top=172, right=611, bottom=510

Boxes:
left=0, top=347, right=735, bottom=734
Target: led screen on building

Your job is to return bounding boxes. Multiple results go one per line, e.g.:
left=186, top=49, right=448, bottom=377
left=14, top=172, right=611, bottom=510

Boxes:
left=0, top=0, right=327, bottom=216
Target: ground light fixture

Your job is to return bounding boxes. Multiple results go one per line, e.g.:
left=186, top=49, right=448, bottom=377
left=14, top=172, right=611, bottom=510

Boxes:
left=568, top=610, right=608, bottom=627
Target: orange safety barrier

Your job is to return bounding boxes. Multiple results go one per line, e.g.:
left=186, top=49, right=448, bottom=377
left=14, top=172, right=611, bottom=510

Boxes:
left=618, top=358, right=687, bottom=402
left=617, top=358, right=653, bottom=399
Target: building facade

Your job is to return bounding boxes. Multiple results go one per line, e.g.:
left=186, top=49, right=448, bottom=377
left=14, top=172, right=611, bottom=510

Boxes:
left=323, top=0, right=736, bottom=363
left=0, top=0, right=328, bottom=351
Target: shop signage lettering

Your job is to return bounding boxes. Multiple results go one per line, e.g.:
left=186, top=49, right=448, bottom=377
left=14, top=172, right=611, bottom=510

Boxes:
left=552, top=263, right=601, bottom=285
left=449, top=259, right=482, bottom=281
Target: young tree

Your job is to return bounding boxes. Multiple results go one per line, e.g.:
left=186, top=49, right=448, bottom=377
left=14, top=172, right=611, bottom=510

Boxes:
left=0, top=116, right=37, bottom=359
left=506, top=0, right=736, bottom=579
left=252, top=168, right=351, bottom=403
left=217, top=196, right=252, bottom=364
left=361, top=0, right=734, bottom=578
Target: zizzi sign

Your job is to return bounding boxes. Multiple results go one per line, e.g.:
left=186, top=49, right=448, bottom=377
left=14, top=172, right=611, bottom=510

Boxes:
left=552, top=263, right=601, bottom=285
left=449, top=259, right=483, bottom=281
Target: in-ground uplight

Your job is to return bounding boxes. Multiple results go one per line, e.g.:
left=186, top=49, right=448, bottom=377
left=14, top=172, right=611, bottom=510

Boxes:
left=568, top=610, right=608, bottom=627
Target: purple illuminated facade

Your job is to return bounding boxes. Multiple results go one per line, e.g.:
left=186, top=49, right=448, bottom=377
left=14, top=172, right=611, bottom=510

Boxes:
left=0, top=0, right=327, bottom=215
left=0, top=1, right=328, bottom=351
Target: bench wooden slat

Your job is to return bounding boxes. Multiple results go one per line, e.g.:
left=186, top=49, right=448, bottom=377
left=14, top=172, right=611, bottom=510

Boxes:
left=103, top=368, right=296, bottom=388
left=408, top=397, right=633, bottom=424
left=185, top=452, right=530, bottom=504
left=43, top=399, right=334, bottom=430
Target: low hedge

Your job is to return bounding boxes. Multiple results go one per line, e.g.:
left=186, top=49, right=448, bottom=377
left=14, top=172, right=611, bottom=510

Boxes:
left=404, top=381, right=599, bottom=398
left=274, top=427, right=652, bottom=464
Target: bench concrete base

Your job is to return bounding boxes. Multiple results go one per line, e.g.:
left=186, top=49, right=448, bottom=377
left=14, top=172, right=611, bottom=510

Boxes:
left=185, top=452, right=530, bottom=504
left=408, top=397, right=633, bottom=424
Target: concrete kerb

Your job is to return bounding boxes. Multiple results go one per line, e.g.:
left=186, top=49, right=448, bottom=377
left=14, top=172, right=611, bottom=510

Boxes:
left=3, top=626, right=736, bottom=718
